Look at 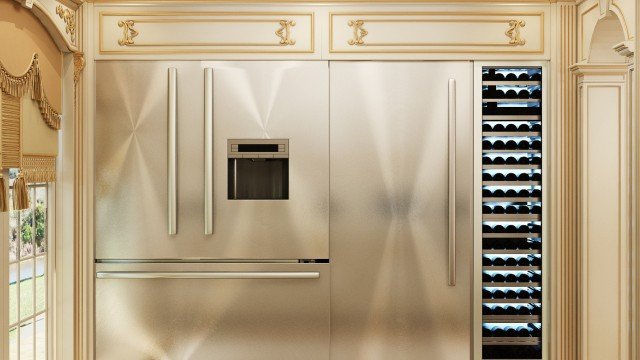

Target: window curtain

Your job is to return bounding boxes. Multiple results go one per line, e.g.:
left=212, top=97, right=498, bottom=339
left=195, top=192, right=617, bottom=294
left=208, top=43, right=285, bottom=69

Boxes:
left=0, top=53, right=60, bottom=211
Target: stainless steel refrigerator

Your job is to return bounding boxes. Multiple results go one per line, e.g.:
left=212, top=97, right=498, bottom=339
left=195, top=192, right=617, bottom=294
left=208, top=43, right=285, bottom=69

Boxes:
left=329, top=62, right=473, bottom=359
left=94, top=61, right=331, bottom=359
left=94, top=61, right=473, bottom=359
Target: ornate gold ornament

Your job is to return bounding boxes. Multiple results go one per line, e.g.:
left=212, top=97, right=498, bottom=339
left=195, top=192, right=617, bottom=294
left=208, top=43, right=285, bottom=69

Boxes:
left=73, top=52, right=85, bottom=85
left=118, top=20, right=139, bottom=46
left=56, top=5, right=76, bottom=42
left=505, top=20, right=526, bottom=46
left=275, top=20, right=296, bottom=46
left=347, top=20, right=368, bottom=46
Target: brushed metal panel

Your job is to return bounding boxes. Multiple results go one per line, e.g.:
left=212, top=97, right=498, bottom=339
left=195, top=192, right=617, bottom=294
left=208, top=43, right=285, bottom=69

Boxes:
left=95, top=61, right=179, bottom=259
left=95, top=263, right=330, bottom=360
left=95, top=61, right=329, bottom=260
left=329, top=62, right=473, bottom=359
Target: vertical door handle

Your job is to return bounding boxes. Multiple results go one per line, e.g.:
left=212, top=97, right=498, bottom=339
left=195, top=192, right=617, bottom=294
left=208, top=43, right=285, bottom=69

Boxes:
left=204, top=68, right=214, bottom=235
left=448, top=78, right=456, bottom=286
left=168, top=68, right=177, bottom=235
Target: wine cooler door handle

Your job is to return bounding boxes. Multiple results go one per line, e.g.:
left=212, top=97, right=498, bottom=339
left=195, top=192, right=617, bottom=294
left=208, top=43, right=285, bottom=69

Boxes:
left=168, top=68, right=177, bottom=235
left=204, top=68, right=214, bottom=235
left=96, top=271, right=320, bottom=280
left=447, top=78, right=456, bottom=286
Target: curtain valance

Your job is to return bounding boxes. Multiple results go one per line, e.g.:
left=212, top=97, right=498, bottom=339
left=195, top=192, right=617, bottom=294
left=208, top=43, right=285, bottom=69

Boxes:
left=0, top=53, right=61, bottom=211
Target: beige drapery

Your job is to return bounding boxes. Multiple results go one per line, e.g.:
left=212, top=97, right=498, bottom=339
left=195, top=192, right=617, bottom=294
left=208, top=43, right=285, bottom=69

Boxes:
left=0, top=53, right=60, bottom=210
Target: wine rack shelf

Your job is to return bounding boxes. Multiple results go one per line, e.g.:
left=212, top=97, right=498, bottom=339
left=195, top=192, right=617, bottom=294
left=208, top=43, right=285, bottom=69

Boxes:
left=483, top=214, right=541, bottom=221
left=482, top=115, right=541, bottom=121
left=482, top=81, right=541, bottom=86
left=482, top=132, right=541, bottom=137
left=483, top=99, right=541, bottom=103
left=483, top=165, right=541, bottom=170
left=483, top=250, right=541, bottom=255
left=483, top=338, right=541, bottom=346
left=479, top=66, right=544, bottom=360
left=483, top=282, right=542, bottom=287
left=483, top=315, right=541, bottom=323
left=482, top=266, right=541, bottom=271
left=483, top=298, right=541, bottom=304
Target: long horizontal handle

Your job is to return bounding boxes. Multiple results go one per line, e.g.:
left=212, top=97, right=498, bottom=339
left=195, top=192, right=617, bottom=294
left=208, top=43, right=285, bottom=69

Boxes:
left=96, top=271, right=320, bottom=280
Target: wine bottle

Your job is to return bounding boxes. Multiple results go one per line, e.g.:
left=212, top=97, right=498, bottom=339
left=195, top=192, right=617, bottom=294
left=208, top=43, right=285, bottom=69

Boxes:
left=505, top=123, right=518, bottom=132
left=482, top=123, right=492, bottom=131
left=505, top=273, right=517, bottom=282
left=517, top=305, right=531, bottom=315
left=493, top=289, right=506, bottom=299
left=517, top=273, right=530, bottom=282
left=531, top=123, right=542, bottom=131
left=518, top=123, right=530, bottom=132
left=532, top=205, right=542, bottom=214
left=518, top=140, right=530, bottom=149
left=493, top=257, right=506, bottom=266
left=505, top=189, right=518, bottom=197
left=517, top=205, right=530, bottom=214
left=518, top=156, right=529, bottom=165
left=531, top=256, right=542, bottom=266
left=518, top=173, right=530, bottom=181
left=517, top=257, right=530, bottom=266
left=483, top=156, right=491, bottom=164
left=518, top=73, right=530, bottom=81
left=518, top=89, right=530, bottom=99
left=493, top=156, right=505, bottom=165
left=516, top=326, right=531, bottom=337
left=531, top=189, right=542, bottom=197
left=493, top=140, right=505, bottom=149
left=483, top=140, right=492, bottom=149
left=482, top=272, right=492, bottom=282
left=495, top=73, right=505, bottom=81
left=531, top=173, right=542, bottom=181
left=482, top=205, right=492, bottom=214
left=531, top=73, right=542, bottom=81
left=483, top=288, right=491, bottom=298
left=505, top=173, right=517, bottom=181
left=506, top=156, right=517, bottom=165
left=505, top=257, right=517, bottom=266
left=505, top=290, right=518, bottom=299
left=506, top=73, right=517, bottom=81
left=482, top=326, right=491, bottom=337
left=505, top=327, right=518, bottom=337
left=531, top=89, right=542, bottom=98
left=482, top=189, right=492, bottom=197
left=482, top=173, right=492, bottom=181
left=506, top=140, right=518, bottom=149
left=506, top=225, right=518, bottom=233
left=505, top=205, right=518, bottom=214
left=492, top=326, right=506, bottom=337
left=493, top=173, right=505, bottom=181
left=483, top=257, right=492, bottom=266
left=493, top=205, right=505, bottom=214
left=493, top=123, right=505, bottom=131
left=532, top=140, right=542, bottom=150
left=493, top=189, right=505, bottom=197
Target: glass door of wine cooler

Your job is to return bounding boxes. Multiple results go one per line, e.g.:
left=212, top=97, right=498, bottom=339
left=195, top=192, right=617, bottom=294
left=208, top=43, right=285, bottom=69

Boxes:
left=474, top=63, right=547, bottom=360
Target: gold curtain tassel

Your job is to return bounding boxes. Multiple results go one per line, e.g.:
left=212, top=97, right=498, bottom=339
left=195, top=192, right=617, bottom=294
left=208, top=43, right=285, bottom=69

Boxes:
left=0, top=176, right=8, bottom=212
left=13, top=172, right=30, bottom=210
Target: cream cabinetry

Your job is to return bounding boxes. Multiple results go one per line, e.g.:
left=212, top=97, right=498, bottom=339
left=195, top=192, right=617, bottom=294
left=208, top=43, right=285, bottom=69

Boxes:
left=92, top=4, right=550, bottom=60
left=98, top=10, right=315, bottom=56
left=329, top=11, right=544, bottom=55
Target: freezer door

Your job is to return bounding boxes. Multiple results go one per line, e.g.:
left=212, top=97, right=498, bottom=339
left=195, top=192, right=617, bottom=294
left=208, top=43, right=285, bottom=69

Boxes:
left=95, top=262, right=330, bottom=360
left=329, top=62, right=473, bottom=359
left=95, top=61, right=329, bottom=260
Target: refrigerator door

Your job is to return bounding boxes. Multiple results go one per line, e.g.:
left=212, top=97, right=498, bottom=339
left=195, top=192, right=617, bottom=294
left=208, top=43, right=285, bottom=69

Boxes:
left=95, top=262, right=330, bottom=360
left=95, top=61, right=329, bottom=260
left=329, top=62, right=473, bottom=359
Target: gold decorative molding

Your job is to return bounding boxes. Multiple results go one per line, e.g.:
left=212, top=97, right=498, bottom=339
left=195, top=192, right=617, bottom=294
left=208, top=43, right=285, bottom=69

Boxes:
left=505, top=19, right=526, bottom=45
left=275, top=20, right=296, bottom=45
left=117, top=20, right=138, bottom=46
left=55, top=5, right=76, bottom=43
left=347, top=20, right=367, bottom=46
left=73, top=52, right=85, bottom=85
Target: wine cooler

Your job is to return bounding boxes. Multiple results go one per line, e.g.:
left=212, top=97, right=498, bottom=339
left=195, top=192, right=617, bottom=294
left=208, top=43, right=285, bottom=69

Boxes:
left=475, top=64, right=546, bottom=359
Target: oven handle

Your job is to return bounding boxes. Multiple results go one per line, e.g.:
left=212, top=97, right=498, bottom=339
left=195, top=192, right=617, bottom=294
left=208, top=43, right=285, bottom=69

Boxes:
left=96, top=271, right=320, bottom=280
left=204, top=68, right=214, bottom=235
left=168, top=68, right=177, bottom=235
left=447, top=78, right=456, bottom=287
